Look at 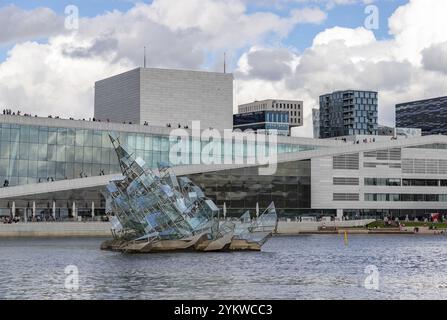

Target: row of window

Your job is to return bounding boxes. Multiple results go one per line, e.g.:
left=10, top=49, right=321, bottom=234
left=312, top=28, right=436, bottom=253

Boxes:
left=333, top=178, right=447, bottom=187
left=364, top=162, right=401, bottom=169
left=240, top=102, right=301, bottom=113
left=333, top=193, right=360, bottom=201
left=364, top=178, right=401, bottom=186
left=274, top=103, right=300, bottom=110
left=365, top=194, right=447, bottom=202
left=364, top=148, right=402, bottom=161
left=333, top=153, right=360, bottom=170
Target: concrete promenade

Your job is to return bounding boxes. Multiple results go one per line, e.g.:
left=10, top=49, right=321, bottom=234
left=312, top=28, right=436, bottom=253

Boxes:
left=0, top=219, right=376, bottom=238
left=0, top=222, right=111, bottom=237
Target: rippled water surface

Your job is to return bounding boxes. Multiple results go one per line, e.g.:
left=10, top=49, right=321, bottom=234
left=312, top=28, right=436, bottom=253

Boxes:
left=1, top=235, right=447, bottom=299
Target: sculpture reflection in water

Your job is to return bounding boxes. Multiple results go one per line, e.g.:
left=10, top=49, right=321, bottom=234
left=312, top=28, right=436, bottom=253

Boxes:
left=101, top=134, right=278, bottom=253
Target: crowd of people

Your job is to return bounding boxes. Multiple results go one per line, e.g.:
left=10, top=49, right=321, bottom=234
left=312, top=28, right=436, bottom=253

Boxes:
left=1, top=109, right=146, bottom=126
left=1, top=214, right=110, bottom=224
left=1, top=216, right=20, bottom=224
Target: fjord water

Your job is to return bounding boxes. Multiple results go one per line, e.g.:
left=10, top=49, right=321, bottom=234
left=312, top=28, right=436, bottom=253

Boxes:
left=1, top=235, right=446, bottom=300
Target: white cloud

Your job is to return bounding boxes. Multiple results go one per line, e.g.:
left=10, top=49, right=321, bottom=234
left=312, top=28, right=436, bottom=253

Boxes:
left=0, top=40, right=131, bottom=119
left=235, top=47, right=299, bottom=81
left=234, top=0, right=447, bottom=137
left=312, top=26, right=375, bottom=47
left=0, top=5, right=63, bottom=45
left=291, top=7, right=327, bottom=24
left=388, top=0, right=447, bottom=64
left=2, top=0, right=447, bottom=139
left=422, top=42, right=447, bottom=75
left=0, top=0, right=317, bottom=119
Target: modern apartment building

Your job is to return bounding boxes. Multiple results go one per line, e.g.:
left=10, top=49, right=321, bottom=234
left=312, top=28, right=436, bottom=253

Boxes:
left=396, top=96, right=447, bottom=136
left=319, top=90, right=378, bottom=138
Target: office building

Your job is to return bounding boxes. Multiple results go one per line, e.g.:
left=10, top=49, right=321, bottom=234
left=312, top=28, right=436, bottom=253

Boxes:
left=233, top=110, right=289, bottom=135
left=237, top=99, right=303, bottom=134
left=319, top=90, right=378, bottom=138
left=94, top=68, right=234, bottom=131
left=396, top=96, right=447, bottom=136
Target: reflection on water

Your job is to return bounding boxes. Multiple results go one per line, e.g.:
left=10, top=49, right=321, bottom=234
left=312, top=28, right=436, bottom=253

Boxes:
left=1, top=235, right=447, bottom=300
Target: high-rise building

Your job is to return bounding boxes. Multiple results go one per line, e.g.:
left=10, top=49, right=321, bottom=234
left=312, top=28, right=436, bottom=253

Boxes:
left=237, top=99, right=303, bottom=134
left=319, top=90, right=378, bottom=138
left=94, top=67, right=234, bottom=131
left=395, top=96, right=447, bottom=136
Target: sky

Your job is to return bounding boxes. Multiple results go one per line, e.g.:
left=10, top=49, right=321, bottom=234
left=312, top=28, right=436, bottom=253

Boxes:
left=0, top=0, right=446, bottom=137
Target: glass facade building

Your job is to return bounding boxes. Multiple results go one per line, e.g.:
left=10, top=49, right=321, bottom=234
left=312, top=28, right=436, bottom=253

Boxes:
left=0, top=116, right=333, bottom=219
left=319, top=90, right=378, bottom=138
left=190, top=160, right=312, bottom=216
left=396, top=96, right=447, bottom=136
left=0, top=117, right=323, bottom=188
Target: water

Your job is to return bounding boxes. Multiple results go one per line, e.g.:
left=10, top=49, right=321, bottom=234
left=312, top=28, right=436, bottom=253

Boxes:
left=1, top=235, right=447, bottom=300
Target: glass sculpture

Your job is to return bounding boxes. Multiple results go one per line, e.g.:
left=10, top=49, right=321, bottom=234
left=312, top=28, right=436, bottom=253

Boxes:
left=101, top=134, right=278, bottom=253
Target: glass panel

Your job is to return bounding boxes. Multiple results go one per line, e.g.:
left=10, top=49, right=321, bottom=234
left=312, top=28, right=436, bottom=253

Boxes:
left=93, top=131, right=102, bottom=147
left=136, top=134, right=144, bottom=150
left=19, top=142, right=29, bottom=160
left=56, top=128, right=66, bottom=145
left=29, top=126, right=39, bottom=143
left=101, top=148, right=110, bottom=164
left=37, top=161, right=47, bottom=180
left=1, top=125, right=10, bottom=141
left=38, top=129, right=48, bottom=144
left=83, top=147, right=93, bottom=163
left=65, top=163, right=74, bottom=179
left=28, top=161, right=37, bottom=178
left=29, top=144, right=39, bottom=161
left=67, top=129, right=76, bottom=145
left=75, top=146, right=84, bottom=162
left=66, top=146, right=75, bottom=162
left=57, top=145, right=66, bottom=162
left=0, top=159, right=8, bottom=176
left=48, top=129, right=57, bottom=144
left=0, top=143, right=10, bottom=159
left=56, top=162, right=65, bottom=179
left=84, top=130, right=93, bottom=147
left=18, top=160, right=28, bottom=177
left=47, top=145, right=57, bottom=161
left=47, top=161, right=56, bottom=179
left=75, top=129, right=84, bottom=146
left=20, top=126, right=30, bottom=142
left=92, top=147, right=101, bottom=164
left=144, top=135, right=152, bottom=150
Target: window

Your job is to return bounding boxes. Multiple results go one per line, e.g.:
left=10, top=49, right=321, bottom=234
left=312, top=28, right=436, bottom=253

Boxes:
left=333, top=177, right=359, bottom=185
left=333, top=193, right=359, bottom=201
